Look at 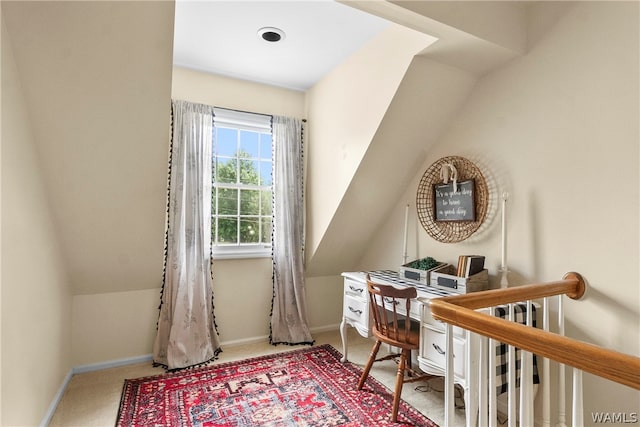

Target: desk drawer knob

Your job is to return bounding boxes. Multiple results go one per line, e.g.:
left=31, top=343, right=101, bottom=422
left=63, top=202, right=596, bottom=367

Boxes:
left=349, top=285, right=364, bottom=293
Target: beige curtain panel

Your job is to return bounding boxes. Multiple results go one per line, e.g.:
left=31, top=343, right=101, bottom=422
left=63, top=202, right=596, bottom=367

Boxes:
left=269, top=116, right=313, bottom=345
left=153, top=100, right=221, bottom=370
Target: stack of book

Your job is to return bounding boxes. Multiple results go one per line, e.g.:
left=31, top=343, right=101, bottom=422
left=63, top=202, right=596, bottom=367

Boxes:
left=457, top=255, right=485, bottom=278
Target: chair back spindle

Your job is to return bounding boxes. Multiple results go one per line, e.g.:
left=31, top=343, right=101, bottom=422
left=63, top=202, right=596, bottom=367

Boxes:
left=368, top=281, right=416, bottom=347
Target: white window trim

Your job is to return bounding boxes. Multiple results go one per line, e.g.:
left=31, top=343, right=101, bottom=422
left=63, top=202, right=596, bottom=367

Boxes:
left=212, top=108, right=273, bottom=260
left=212, top=244, right=272, bottom=260
left=213, top=108, right=271, bottom=131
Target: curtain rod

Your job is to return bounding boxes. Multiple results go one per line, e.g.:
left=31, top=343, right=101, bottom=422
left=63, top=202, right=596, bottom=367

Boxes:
left=174, top=100, right=306, bottom=122
left=216, top=106, right=306, bottom=122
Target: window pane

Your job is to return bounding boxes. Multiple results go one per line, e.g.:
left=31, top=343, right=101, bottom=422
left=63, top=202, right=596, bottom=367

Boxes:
left=215, top=128, right=238, bottom=156
left=218, top=188, right=237, bottom=215
left=260, top=134, right=272, bottom=159
left=211, top=110, right=273, bottom=253
left=240, top=218, right=260, bottom=244
left=240, top=131, right=259, bottom=158
left=240, top=189, right=260, bottom=216
left=239, top=158, right=260, bottom=185
left=260, top=161, right=272, bottom=186
left=261, top=190, right=272, bottom=216
left=261, top=217, right=272, bottom=244
left=216, top=157, right=237, bottom=183
left=217, top=218, right=238, bottom=243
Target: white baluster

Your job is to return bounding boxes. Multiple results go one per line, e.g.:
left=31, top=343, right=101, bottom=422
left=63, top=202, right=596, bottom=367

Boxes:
left=467, top=330, right=479, bottom=427
left=543, top=297, right=551, bottom=427
left=444, top=323, right=455, bottom=426
left=489, top=306, right=497, bottom=427
left=572, top=369, right=583, bottom=427
left=479, top=333, right=488, bottom=427
left=519, top=300, right=534, bottom=426
left=508, top=303, right=516, bottom=427
left=557, top=296, right=567, bottom=427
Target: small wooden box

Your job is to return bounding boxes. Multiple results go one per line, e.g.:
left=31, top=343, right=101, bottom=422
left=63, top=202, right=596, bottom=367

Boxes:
left=429, top=264, right=489, bottom=294
left=399, top=262, right=447, bottom=285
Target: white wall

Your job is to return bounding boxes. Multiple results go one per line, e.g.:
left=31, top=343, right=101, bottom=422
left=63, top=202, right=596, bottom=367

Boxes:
left=68, top=62, right=358, bottom=368
left=2, top=0, right=176, bottom=384
left=2, top=2, right=636, bottom=424
left=66, top=66, right=311, bottom=367
left=71, top=289, right=160, bottom=366
left=362, top=2, right=639, bottom=422
left=307, top=55, right=477, bottom=276
left=305, top=24, right=436, bottom=264
left=172, top=67, right=305, bottom=120
left=171, top=67, right=341, bottom=342
left=1, top=1, right=174, bottom=297
left=1, top=15, right=73, bottom=426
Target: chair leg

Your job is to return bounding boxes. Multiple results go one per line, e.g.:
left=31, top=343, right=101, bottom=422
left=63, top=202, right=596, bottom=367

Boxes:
left=391, top=349, right=410, bottom=423
left=357, top=340, right=381, bottom=390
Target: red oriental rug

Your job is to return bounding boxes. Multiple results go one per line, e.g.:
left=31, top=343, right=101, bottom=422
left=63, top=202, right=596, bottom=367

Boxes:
left=117, top=344, right=438, bottom=426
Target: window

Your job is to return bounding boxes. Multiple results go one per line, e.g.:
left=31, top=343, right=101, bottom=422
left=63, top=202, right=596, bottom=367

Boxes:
left=212, top=108, right=272, bottom=259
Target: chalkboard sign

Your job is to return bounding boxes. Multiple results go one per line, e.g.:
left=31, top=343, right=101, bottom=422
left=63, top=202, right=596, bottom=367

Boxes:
left=434, top=179, right=476, bottom=221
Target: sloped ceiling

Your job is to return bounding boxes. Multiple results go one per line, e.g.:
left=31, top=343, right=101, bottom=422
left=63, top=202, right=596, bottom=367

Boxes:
left=2, top=1, right=175, bottom=294
left=344, top=1, right=528, bottom=74
left=1, top=0, right=532, bottom=291
left=305, top=56, right=478, bottom=276
left=305, top=1, right=529, bottom=276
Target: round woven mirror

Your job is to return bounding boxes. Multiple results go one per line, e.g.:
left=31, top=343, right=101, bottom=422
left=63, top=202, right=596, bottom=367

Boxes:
left=416, top=156, right=488, bottom=243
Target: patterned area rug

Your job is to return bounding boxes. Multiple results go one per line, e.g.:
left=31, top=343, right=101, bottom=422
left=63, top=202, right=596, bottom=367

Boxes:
left=117, top=344, right=438, bottom=426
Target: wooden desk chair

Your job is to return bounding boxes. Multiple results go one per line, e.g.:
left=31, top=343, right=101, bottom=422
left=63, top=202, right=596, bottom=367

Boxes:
left=357, top=274, right=433, bottom=422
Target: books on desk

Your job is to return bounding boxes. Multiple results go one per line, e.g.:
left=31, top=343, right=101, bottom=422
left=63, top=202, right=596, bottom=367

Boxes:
left=457, top=255, right=485, bottom=278
left=430, top=263, right=489, bottom=293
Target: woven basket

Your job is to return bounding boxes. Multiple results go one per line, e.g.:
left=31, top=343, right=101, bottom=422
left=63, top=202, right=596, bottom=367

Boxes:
left=416, top=156, right=488, bottom=243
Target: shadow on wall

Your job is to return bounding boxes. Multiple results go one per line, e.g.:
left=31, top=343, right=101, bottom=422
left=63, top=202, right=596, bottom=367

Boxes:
left=570, top=285, right=639, bottom=350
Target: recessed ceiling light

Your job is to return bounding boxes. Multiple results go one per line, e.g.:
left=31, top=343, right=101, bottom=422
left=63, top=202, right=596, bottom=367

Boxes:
left=258, top=27, right=285, bottom=43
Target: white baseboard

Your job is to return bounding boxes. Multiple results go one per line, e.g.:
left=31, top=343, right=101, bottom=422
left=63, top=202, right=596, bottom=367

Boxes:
left=73, top=354, right=153, bottom=375
left=40, top=369, right=72, bottom=427
left=310, top=323, right=341, bottom=334
left=219, top=324, right=341, bottom=348
left=40, top=354, right=153, bottom=426
left=42, top=323, right=342, bottom=426
left=220, top=334, right=270, bottom=347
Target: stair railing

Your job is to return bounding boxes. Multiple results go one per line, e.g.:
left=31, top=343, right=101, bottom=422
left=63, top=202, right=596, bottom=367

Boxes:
left=429, top=272, right=640, bottom=426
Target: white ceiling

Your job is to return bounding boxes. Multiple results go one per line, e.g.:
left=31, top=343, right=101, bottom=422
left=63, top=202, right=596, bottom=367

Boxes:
left=173, top=0, right=391, bottom=91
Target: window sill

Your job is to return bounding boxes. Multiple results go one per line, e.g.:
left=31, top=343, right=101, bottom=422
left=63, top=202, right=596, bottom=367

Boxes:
left=212, top=247, right=272, bottom=260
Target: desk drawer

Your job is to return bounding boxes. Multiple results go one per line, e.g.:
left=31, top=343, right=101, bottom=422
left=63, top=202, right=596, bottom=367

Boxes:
left=343, top=295, right=368, bottom=325
left=421, top=304, right=465, bottom=338
left=344, top=278, right=367, bottom=300
left=421, top=325, right=465, bottom=378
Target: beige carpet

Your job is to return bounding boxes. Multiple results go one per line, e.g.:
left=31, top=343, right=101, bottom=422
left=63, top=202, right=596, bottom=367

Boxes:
left=49, top=328, right=467, bottom=426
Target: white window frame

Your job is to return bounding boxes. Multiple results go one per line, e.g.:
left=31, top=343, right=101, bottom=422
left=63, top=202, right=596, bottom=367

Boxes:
left=212, top=108, right=272, bottom=260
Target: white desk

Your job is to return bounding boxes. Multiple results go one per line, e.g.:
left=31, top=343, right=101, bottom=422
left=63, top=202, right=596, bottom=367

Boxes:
left=340, top=271, right=480, bottom=427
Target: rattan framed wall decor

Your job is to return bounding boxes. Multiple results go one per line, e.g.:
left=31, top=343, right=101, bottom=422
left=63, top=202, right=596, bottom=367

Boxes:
left=416, top=156, right=488, bottom=243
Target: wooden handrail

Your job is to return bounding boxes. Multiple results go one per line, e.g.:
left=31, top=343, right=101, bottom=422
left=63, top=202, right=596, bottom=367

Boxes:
left=429, top=272, right=640, bottom=390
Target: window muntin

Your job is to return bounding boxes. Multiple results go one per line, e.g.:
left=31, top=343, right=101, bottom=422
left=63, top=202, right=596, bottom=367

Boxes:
left=212, top=109, right=272, bottom=258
